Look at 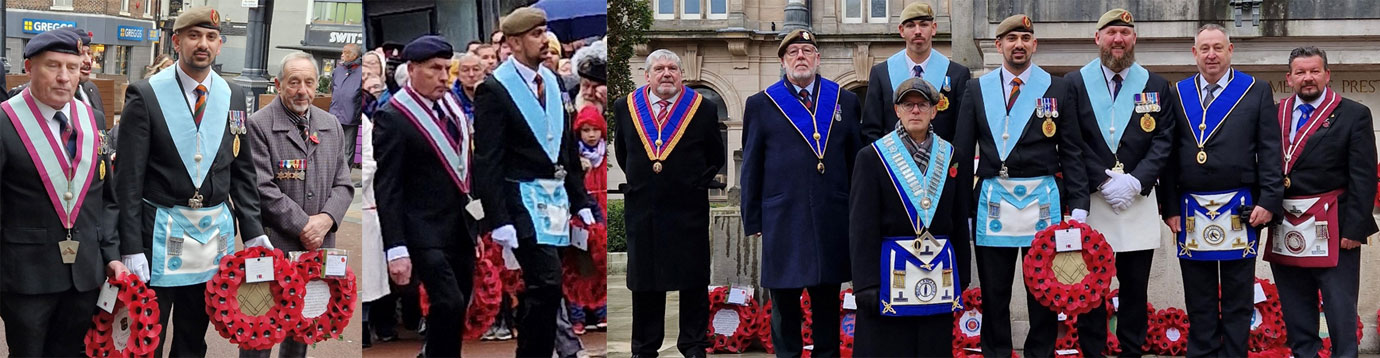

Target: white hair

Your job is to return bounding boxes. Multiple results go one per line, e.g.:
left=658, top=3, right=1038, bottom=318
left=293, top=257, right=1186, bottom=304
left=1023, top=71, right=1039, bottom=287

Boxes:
left=278, top=51, right=318, bottom=79
left=644, top=49, right=682, bottom=73
left=457, top=52, right=482, bottom=64
left=572, top=39, right=606, bottom=71
left=395, top=62, right=410, bottom=87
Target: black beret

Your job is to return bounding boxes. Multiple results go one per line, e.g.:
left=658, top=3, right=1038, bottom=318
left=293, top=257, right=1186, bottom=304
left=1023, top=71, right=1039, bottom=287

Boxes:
left=65, top=28, right=93, bottom=46
left=403, top=35, right=454, bottom=63
left=579, top=57, right=606, bottom=84
left=24, top=29, right=82, bottom=59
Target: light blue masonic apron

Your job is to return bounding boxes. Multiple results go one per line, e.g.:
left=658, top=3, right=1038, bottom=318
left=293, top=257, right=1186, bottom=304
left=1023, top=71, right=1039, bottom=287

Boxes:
left=495, top=59, right=572, bottom=246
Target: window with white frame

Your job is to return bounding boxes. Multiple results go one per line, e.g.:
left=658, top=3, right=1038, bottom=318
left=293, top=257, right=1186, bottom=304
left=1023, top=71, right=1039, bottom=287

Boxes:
left=708, top=0, right=727, bottom=19
left=52, top=0, right=73, bottom=10
left=655, top=0, right=675, bottom=20
left=121, top=0, right=131, bottom=15
left=868, top=0, right=887, bottom=22
left=842, top=0, right=862, bottom=23
left=682, top=0, right=702, bottom=20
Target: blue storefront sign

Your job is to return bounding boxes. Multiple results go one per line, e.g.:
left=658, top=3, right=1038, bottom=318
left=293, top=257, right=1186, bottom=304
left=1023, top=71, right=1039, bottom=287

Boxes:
left=148, top=30, right=159, bottom=41
left=117, top=26, right=145, bottom=41
left=21, top=18, right=77, bottom=34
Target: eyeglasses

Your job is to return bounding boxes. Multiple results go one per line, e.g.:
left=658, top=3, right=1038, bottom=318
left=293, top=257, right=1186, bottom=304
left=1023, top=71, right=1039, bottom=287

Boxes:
left=898, top=102, right=933, bottom=112
left=786, top=47, right=817, bottom=57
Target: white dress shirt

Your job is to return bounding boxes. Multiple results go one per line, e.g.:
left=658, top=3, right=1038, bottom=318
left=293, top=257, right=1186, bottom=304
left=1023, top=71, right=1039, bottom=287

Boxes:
left=34, top=99, right=73, bottom=153
left=1195, top=70, right=1233, bottom=104
left=1102, top=65, right=1132, bottom=98
left=175, top=64, right=213, bottom=112
left=1000, top=65, right=1033, bottom=106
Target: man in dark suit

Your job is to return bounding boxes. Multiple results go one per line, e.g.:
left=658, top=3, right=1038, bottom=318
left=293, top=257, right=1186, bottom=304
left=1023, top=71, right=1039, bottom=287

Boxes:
left=951, top=15, right=1089, bottom=358
left=115, top=7, right=268, bottom=358
left=1265, top=46, right=1377, bottom=358
left=242, top=51, right=355, bottom=358
left=739, top=28, right=859, bottom=358
left=472, top=7, right=597, bottom=356
left=613, top=47, right=723, bottom=358
left=9, top=28, right=105, bottom=124
left=1066, top=10, right=1178, bottom=356
left=1159, top=24, right=1282, bottom=358
left=861, top=3, right=970, bottom=145
left=373, top=35, right=476, bottom=358
left=0, top=27, right=129, bottom=358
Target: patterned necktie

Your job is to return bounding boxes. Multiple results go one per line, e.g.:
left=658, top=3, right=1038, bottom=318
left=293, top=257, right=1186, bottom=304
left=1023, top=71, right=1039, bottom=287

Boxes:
left=799, top=89, right=813, bottom=112
left=56, top=111, right=76, bottom=160
left=193, top=85, right=207, bottom=126
left=654, top=100, right=671, bottom=126
left=1203, top=83, right=1221, bottom=107
left=533, top=74, right=545, bottom=107
left=913, top=65, right=924, bottom=78
left=1111, top=74, right=1124, bottom=100
left=1296, top=103, right=1315, bottom=139
left=1007, top=78, right=1023, bottom=111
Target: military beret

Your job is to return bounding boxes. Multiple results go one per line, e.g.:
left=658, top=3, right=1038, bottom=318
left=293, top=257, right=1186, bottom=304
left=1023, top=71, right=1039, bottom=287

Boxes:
left=894, top=77, right=939, bottom=105
left=901, top=2, right=935, bottom=24
left=777, top=29, right=817, bottom=58
left=24, top=28, right=82, bottom=59
left=403, top=35, right=454, bottom=63
left=579, top=57, right=606, bottom=84
left=174, top=7, right=222, bottom=33
left=501, top=7, right=547, bottom=36
left=996, top=14, right=1034, bottom=37
left=65, top=28, right=93, bottom=46
left=1098, top=9, right=1134, bottom=30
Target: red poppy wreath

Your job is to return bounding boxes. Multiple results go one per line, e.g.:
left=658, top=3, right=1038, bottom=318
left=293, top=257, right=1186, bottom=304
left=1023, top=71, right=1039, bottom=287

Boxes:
left=706, top=286, right=758, bottom=353
left=288, top=250, right=357, bottom=344
left=205, top=247, right=306, bottom=350
left=85, top=272, right=162, bottom=358
left=1023, top=221, right=1117, bottom=317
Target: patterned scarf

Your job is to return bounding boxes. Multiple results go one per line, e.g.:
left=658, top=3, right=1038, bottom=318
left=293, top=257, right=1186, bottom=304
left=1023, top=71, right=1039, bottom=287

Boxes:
left=894, top=119, right=932, bottom=174
left=580, top=139, right=606, bottom=168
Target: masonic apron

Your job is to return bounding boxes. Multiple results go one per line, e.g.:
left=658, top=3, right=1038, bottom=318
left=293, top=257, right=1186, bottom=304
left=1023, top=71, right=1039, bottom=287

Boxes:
left=495, top=59, right=572, bottom=246
left=873, top=132, right=960, bottom=316
left=975, top=65, right=1060, bottom=247
left=1265, top=91, right=1344, bottom=268
left=1173, top=71, right=1258, bottom=261
left=1077, top=60, right=1162, bottom=252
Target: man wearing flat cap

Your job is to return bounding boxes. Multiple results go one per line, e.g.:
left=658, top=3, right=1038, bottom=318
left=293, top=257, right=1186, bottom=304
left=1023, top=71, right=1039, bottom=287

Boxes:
left=473, top=7, right=597, bottom=356
left=116, top=6, right=269, bottom=357
left=1065, top=9, right=1179, bottom=356
left=8, top=28, right=105, bottom=123
left=0, top=27, right=130, bottom=358
left=848, top=77, right=965, bottom=357
left=614, top=47, right=722, bottom=358
left=951, top=14, right=1089, bottom=358
left=740, top=28, right=861, bottom=358
left=373, top=34, right=477, bottom=357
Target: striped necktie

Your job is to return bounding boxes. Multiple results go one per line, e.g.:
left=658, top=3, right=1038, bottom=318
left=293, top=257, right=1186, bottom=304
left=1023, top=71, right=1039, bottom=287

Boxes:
left=56, top=111, right=76, bottom=160
left=1006, top=78, right=1023, bottom=111
left=194, top=85, right=207, bottom=126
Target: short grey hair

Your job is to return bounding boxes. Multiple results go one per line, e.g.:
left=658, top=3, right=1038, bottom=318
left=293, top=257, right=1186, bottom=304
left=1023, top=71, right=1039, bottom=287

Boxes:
left=1195, top=23, right=1230, bottom=43
left=644, top=49, right=683, bottom=73
left=457, top=52, right=483, bottom=64
left=278, top=51, right=318, bottom=79
left=1289, top=46, right=1329, bottom=70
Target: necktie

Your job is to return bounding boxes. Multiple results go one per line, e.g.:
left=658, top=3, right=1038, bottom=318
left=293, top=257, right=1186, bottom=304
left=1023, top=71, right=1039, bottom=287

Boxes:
left=1296, top=103, right=1315, bottom=139
left=193, top=85, right=207, bottom=126
left=1203, top=83, right=1220, bottom=107
left=799, top=89, right=813, bottom=112
left=1111, top=74, right=1124, bottom=100
left=533, top=74, right=545, bottom=108
left=654, top=100, right=671, bottom=126
left=912, top=65, right=924, bottom=78
left=1007, top=78, right=1023, bottom=111
left=56, top=111, right=76, bottom=160
left=435, top=102, right=461, bottom=146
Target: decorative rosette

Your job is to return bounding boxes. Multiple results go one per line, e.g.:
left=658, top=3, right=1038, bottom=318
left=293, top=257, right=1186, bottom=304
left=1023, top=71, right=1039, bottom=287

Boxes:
left=562, top=222, right=608, bottom=309
left=706, top=286, right=758, bottom=353
left=952, top=288, right=984, bottom=357
left=205, top=247, right=306, bottom=350
left=1147, top=307, right=1189, bottom=356
left=1023, top=221, right=1117, bottom=317
left=1055, top=317, right=1082, bottom=357
left=288, top=250, right=357, bottom=344
left=1249, top=278, right=1287, bottom=353
left=464, top=234, right=505, bottom=340
left=85, top=273, right=162, bottom=358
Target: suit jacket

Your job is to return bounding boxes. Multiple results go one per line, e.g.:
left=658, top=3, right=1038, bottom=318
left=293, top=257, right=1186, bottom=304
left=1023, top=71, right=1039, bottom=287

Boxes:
left=472, top=74, right=594, bottom=241
left=1065, top=66, right=1177, bottom=195
left=1278, top=93, right=1378, bottom=242
left=9, top=81, right=104, bottom=124
left=952, top=68, right=1090, bottom=213
left=0, top=94, right=118, bottom=294
left=860, top=55, right=971, bottom=143
left=740, top=76, right=861, bottom=288
left=1158, top=70, right=1284, bottom=218
left=613, top=87, right=725, bottom=292
left=248, top=97, right=355, bottom=251
left=115, top=72, right=265, bottom=256
left=372, top=93, right=472, bottom=250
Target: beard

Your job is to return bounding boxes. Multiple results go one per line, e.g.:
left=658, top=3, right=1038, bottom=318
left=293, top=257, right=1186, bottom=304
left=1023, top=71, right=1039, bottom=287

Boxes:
left=788, top=66, right=816, bottom=84
left=1100, top=45, right=1136, bottom=72
left=1297, top=84, right=1324, bottom=102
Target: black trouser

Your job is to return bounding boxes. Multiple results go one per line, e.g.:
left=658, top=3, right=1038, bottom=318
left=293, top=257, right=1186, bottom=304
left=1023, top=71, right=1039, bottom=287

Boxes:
left=513, top=241, right=563, bottom=357
left=411, top=245, right=475, bottom=358
left=768, top=285, right=841, bottom=358
left=1272, top=248, right=1361, bottom=358
left=0, top=288, right=98, bottom=357
left=1077, top=249, right=1154, bottom=357
left=853, top=289, right=953, bottom=358
left=153, top=284, right=212, bottom=358
left=976, top=245, right=1057, bottom=358
left=367, top=280, right=423, bottom=338
left=342, top=124, right=359, bottom=166
left=238, top=339, right=308, bottom=358
left=630, top=286, right=710, bottom=357
left=1178, top=257, right=1254, bottom=358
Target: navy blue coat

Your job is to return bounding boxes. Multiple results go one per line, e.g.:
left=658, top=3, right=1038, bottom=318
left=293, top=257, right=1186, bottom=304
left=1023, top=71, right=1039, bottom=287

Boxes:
left=740, top=76, right=861, bottom=289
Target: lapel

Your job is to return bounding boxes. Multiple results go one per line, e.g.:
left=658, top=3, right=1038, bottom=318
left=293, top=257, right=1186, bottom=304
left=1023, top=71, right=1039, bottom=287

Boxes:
left=270, top=98, right=308, bottom=154
left=307, top=109, right=334, bottom=159
left=1296, top=106, right=1339, bottom=163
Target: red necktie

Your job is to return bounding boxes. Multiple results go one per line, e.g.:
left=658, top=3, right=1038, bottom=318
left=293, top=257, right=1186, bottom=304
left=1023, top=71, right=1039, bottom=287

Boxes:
left=654, top=100, right=670, bottom=126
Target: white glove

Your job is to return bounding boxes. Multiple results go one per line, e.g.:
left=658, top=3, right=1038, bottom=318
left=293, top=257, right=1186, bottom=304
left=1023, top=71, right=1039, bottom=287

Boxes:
left=1070, top=209, right=1088, bottom=223
left=1101, top=170, right=1140, bottom=201
left=121, top=254, right=150, bottom=283
left=578, top=208, right=596, bottom=226
left=244, top=235, right=274, bottom=250
left=492, top=225, right=519, bottom=249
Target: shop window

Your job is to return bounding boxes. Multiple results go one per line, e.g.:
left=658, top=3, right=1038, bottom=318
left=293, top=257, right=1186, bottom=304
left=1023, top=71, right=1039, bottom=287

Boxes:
left=312, top=1, right=364, bottom=25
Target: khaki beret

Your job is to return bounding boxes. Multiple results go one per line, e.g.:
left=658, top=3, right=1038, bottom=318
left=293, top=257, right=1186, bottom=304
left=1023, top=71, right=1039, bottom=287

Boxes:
left=501, top=7, right=547, bottom=36
left=900, top=3, right=935, bottom=24
left=777, top=29, right=817, bottom=58
left=173, top=7, right=222, bottom=33
left=1097, top=9, right=1134, bottom=30
left=995, top=14, right=1034, bottom=37
left=894, top=77, right=938, bottom=105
